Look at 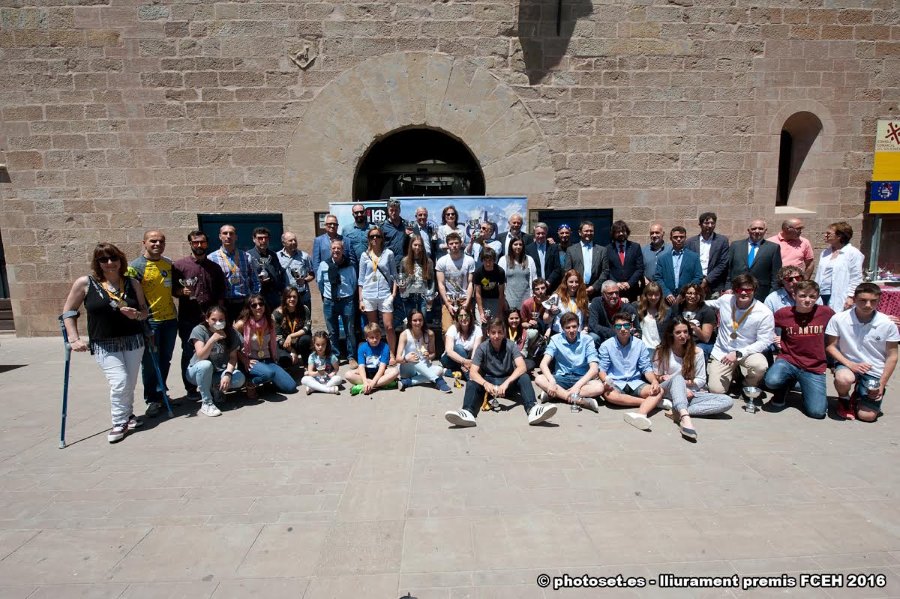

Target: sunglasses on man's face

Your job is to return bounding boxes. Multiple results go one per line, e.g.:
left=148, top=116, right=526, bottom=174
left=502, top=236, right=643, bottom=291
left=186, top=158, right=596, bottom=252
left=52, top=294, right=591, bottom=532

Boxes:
left=353, top=211, right=365, bottom=215
left=783, top=275, right=803, bottom=282
left=614, top=323, right=632, bottom=330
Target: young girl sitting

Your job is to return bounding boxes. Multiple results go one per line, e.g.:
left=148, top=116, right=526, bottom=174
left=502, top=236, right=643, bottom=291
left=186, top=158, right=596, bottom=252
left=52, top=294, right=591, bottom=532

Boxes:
left=397, top=309, right=452, bottom=392
left=300, top=331, right=343, bottom=395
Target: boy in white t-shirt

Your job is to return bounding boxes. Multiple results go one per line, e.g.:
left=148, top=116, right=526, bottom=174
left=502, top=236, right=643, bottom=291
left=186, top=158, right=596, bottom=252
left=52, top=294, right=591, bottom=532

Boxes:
left=435, top=232, right=475, bottom=333
left=825, top=283, right=899, bottom=422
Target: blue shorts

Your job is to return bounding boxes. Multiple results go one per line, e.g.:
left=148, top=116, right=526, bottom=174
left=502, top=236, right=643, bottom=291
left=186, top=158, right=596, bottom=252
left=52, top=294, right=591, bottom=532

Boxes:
left=835, top=365, right=883, bottom=414
left=612, top=381, right=648, bottom=396
left=556, top=373, right=584, bottom=389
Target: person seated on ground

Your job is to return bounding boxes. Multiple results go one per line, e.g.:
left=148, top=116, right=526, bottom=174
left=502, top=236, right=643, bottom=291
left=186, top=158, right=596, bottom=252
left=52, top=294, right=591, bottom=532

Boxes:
left=545, top=268, right=590, bottom=335
left=506, top=308, right=544, bottom=372
left=763, top=280, right=834, bottom=418
left=654, top=316, right=734, bottom=441
left=587, top=279, right=640, bottom=346
left=669, top=283, right=717, bottom=360
left=186, top=306, right=246, bottom=417
left=440, top=309, right=482, bottom=380
left=534, top=312, right=604, bottom=412
left=444, top=317, right=557, bottom=427
left=300, top=331, right=343, bottom=395
left=397, top=309, right=451, bottom=393
left=345, top=322, right=400, bottom=395
left=234, top=294, right=299, bottom=399
left=597, top=312, right=674, bottom=431
left=826, top=283, right=899, bottom=422
left=636, top=281, right=668, bottom=351
left=273, top=287, right=311, bottom=373
left=706, top=275, right=774, bottom=398
left=521, top=277, right=550, bottom=339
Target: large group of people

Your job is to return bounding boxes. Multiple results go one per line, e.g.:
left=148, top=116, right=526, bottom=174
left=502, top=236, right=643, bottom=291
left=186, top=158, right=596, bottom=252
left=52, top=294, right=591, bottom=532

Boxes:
left=60, top=205, right=898, bottom=444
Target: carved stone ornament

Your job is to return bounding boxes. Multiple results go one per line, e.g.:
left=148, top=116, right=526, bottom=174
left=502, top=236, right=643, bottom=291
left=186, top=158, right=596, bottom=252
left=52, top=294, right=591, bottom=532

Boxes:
left=289, top=41, right=317, bottom=70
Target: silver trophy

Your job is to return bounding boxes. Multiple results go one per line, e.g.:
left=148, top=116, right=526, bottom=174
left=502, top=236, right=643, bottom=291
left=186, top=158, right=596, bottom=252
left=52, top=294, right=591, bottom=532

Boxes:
left=742, top=386, right=762, bottom=414
left=542, top=295, right=560, bottom=312
left=423, top=288, right=437, bottom=311
left=864, top=378, right=881, bottom=397
left=396, top=271, right=410, bottom=290
left=179, top=277, right=198, bottom=299
left=570, top=392, right=582, bottom=412
left=466, top=217, right=481, bottom=241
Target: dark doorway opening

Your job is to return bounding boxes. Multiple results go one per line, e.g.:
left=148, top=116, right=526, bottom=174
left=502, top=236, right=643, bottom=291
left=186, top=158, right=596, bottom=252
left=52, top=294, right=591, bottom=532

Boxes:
left=776, top=112, right=823, bottom=206
left=354, top=128, right=486, bottom=202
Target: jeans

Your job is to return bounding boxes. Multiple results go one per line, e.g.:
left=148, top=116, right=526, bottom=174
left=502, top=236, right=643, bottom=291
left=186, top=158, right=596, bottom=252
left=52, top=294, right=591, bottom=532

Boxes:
left=248, top=359, right=298, bottom=394
left=462, top=374, right=537, bottom=417
left=440, top=344, right=470, bottom=371
left=697, top=340, right=714, bottom=361
left=94, top=344, right=144, bottom=426
left=186, top=360, right=247, bottom=405
left=141, top=318, right=178, bottom=403
left=324, top=297, right=356, bottom=360
left=764, top=359, right=827, bottom=419
left=399, top=361, right=442, bottom=385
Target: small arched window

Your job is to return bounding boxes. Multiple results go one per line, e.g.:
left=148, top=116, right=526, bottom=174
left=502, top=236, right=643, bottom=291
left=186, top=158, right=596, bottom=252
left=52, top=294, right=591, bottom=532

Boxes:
left=776, top=111, right=823, bottom=206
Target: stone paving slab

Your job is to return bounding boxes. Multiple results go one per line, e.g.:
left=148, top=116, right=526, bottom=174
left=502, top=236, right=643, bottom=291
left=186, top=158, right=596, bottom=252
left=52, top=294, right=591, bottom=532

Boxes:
left=1, top=337, right=899, bottom=598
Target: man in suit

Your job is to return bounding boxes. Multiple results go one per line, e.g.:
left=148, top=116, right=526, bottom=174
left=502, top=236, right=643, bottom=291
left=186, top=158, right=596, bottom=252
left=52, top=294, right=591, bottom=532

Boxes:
left=686, top=211, right=730, bottom=298
left=497, top=213, right=533, bottom=257
left=726, top=219, right=782, bottom=302
left=606, top=220, right=644, bottom=302
left=525, top=222, right=562, bottom=292
left=565, top=220, right=609, bottom=298
left=654, top=226, right=704, bottom=306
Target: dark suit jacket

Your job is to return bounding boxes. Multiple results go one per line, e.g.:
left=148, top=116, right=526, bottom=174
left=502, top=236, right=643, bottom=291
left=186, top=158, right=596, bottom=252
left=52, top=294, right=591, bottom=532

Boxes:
left=525, top=241, right=562, bottom=291
left=606, top=240, right=644, bottom=301
left=685, top=232, right=730, bottom=292
left=726, top=238, right=782, bottom=301
left=497, top=231, right=534, bottom=257
left=653, top=248, right=704, bottom=298
left=588, top=297, right=641, bottom=344
left=564, top=243, right=609, bottom=292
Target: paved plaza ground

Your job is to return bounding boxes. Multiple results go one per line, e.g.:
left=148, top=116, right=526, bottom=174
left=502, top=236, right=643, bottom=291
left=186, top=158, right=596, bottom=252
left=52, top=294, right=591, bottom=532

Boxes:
left=0, top=335, right=899, bottom=598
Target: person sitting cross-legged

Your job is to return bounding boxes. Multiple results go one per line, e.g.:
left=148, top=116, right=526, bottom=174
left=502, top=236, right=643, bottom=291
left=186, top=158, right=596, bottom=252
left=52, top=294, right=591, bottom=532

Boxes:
left=534, top=312, right=605, bottom=412
left=654, top=316, right=734, bottom=441
left=444, top=317, right=557, bottom=427
left=826, top=283, right=899, bottom=422
left=597, top=311, right=670, bottom=431
left=763, top=280, right=834, bottom=418
left=345, top=323, right=400, bottom=395
left=397, top=309, right=452, bottom=393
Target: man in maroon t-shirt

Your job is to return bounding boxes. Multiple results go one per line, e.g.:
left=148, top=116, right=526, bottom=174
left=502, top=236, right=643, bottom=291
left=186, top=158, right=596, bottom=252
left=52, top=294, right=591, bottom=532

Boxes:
left=763, top=280, right=835, bottom=418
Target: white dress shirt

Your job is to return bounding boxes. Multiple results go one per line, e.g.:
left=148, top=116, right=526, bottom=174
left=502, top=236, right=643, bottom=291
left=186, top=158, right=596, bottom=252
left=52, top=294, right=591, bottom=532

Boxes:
left=709, top=296, right=775, bottom=360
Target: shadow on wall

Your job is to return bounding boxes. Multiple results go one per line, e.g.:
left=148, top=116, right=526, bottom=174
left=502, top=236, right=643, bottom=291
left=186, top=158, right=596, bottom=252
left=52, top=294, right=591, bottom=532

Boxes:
left=519, top=0, right=594, bottom=85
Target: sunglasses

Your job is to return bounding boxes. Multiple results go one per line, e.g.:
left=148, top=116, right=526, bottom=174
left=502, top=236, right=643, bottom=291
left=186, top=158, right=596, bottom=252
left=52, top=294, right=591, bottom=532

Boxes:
left=736, top=287, right=755, bottom=293
left=250, top=302, right=265, bottom=308
left=353, top=211, right=365, bottom=215
left=445, top=212, right=457, bottom=217
left=614, top=323, right=633, bottom=330
left=98, top=256, right=119, bottom=263
left=369, top=235, right=382, bottom=240
left=783, top=275, right=803, bottom=282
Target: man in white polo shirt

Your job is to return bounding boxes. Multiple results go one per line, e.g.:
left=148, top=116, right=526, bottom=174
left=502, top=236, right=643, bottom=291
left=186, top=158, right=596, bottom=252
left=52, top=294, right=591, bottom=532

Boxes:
left=826, top=283, right=899, bottom=422
left=707, top=274, right=775, bottom=398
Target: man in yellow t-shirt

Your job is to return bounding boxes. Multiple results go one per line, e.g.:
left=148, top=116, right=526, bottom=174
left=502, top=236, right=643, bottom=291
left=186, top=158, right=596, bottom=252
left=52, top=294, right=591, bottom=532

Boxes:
left=129, top=230, right=181, bottom=417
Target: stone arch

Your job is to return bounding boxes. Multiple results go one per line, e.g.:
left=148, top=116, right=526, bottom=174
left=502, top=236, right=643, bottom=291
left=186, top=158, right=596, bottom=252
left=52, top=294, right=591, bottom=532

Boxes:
left=283, top=52, right=555, bottom=206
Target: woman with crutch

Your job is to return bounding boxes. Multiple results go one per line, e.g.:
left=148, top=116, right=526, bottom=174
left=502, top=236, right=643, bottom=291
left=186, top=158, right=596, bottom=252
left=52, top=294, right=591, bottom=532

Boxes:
left=62, top=243, right=150, bottom=444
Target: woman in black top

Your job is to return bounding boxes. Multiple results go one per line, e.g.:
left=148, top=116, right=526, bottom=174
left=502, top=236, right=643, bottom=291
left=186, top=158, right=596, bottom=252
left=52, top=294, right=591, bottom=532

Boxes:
left=62, top=243, right=150, bottom=443
left=670, top=283, right=717, bottom=360
left=273, top=287, right=312, bottom=370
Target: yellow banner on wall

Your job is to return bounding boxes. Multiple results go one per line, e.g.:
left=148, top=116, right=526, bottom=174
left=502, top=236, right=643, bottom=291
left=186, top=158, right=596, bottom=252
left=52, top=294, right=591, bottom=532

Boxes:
left=873, top=119, right=900, bottom=181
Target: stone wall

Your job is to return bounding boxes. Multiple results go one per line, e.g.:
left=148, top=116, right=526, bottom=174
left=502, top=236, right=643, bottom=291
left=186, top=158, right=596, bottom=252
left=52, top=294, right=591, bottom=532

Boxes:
left=1, top=0, right=896, bottom=334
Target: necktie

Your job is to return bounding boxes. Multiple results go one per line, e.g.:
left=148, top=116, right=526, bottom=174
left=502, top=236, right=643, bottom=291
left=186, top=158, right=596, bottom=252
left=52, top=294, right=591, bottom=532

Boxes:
left=748, top=243, right=758, bottom=267
left=618, top=244, right=625, bottom=265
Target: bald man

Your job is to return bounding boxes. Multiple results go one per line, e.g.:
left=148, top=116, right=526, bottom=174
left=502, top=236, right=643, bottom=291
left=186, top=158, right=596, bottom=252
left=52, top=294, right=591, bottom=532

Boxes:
left=641, top=223, right=669, bottom=283
left=768, top=218, right=814, bottom=278
left=725, top=219, right=783, bottom=302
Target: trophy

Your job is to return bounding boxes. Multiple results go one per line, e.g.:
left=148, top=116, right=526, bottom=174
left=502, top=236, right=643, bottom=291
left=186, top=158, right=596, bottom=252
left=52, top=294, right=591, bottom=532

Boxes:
left=423, top=288, right=437, bottom=311
left=570, top=392, right=582, bottom=412
left=466, top=217, right=481, bottom=241
left=179, top=277, right=198, bottom=299
left=396, top=271, right=410, bottom=290
left=742, top=386, right=762, bottom=414
left=864, top=378, right=881, bottom=398
left=542, top=295, right=560, bottom=313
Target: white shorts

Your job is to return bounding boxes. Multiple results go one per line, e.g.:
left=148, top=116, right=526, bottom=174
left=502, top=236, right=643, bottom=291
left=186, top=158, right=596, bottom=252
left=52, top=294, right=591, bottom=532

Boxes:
left=362, top=295, right=394, bottom=313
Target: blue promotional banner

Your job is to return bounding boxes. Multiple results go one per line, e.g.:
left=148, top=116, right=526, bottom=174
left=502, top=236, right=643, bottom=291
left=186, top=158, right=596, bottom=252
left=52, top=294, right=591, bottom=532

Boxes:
left=870, top=181, right=900, bottom=202
left=391, top=196, right=529, bottom=234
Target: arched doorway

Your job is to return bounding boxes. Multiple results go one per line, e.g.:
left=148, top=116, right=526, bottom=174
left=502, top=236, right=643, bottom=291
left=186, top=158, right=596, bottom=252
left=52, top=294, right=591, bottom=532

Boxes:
left=353, top=128, right=486, bottom=201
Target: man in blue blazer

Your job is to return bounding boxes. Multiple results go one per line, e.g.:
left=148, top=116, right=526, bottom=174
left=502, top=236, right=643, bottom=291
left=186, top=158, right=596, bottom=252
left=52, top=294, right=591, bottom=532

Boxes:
left=565, top=220, right=609, bottom=297
left=654, top=226, right=703, bottom=306
left=606, top=220, right=644, bottom=302
left=685, top=212, right=730, bottom=297
left=525, top=222, right=562, bottom=292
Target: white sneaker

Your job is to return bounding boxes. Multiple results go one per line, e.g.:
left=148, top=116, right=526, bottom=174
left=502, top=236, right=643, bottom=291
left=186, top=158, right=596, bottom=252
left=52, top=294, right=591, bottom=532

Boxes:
left=444, top=409, right=476, bottom=427
left=657, top=397, right=673, bottom=410
left=581, top=396, right=600, bottom=413
left=624, top=412, right=652, bottom=430
left=536, top=391, right=546, bottom=404
left=200, top=403, right=222, bottom=417
left=528, top=404, right=557, bottom=425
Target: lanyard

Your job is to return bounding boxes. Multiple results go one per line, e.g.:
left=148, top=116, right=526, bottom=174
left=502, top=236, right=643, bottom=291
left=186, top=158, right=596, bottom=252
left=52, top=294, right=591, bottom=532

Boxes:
left=731, top=300, right=755, bottom=339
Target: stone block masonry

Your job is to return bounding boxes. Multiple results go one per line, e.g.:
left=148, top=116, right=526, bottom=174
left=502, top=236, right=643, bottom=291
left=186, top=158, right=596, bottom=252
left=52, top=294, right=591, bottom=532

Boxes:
left=0, top=0, right=893, bottom=334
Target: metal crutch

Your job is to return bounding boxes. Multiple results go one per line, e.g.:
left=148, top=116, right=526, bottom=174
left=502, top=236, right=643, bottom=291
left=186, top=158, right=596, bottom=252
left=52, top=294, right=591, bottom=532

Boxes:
left=58, top=310, right=79, bottom=448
